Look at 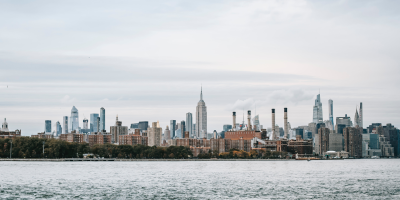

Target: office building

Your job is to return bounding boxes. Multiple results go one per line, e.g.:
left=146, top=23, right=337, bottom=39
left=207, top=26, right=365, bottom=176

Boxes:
left=359, top=102, right=363, bottom=128
left=83, top=118, right=88, bottom=129
left=344, top=127, right=363, bottom=158
left=317, top=127, right=330, bottom=155
left=44, top=120, right=51, bottom=133
left=181, top=120, right=186, bottom=136
left=55, top=121, right=62, bottom=136
left=170, top=120, right=176, bottom=138
left=186, top=113, right=193, bottom=138
left=313, top=94, right=323, bottom=123
left=253, top=114, right=260, bottom=131
left=148, top=122, right=162, bottom=146
left=130, top=123, right=139, bottom=129
left=196, top=87, right=207, bottom=138
left=62, top=116, right=68, bottom=134
left=336, top=114, right=353, bottom=127
left=164, top=126, right=171, bottom=140
left=110, top=116, right=128, bottom=144
left=329, top=133, right=343, bottom=152
left=70, top=106, right=79, bottom=131
left=328, top=99, right=334, bottom=130
left=100, top=107, right=105, bottom=131
left=138, top=121, right=149, bottom=131
left=90, top=113, right=99, bottom=132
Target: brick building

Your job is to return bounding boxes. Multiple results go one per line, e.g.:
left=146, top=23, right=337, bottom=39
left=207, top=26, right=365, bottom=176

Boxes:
left=119, top=135, right=148, bottom=146
left=59, top=133, right=84, bottom=143
left=344, top=127, right=362, bottom=158
left=88, top=133, right=112, bottom=147
left=31, top=132, right=54, bottom=139
left=225, top=130, right=262, bottom=140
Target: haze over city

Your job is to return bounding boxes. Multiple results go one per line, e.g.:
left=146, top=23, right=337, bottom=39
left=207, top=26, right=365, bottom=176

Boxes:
left=1, top=0, right=399, bottom=135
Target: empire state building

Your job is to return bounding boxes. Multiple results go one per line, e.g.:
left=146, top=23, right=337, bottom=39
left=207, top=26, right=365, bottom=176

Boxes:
left=196, top=87, right=207, bottom=138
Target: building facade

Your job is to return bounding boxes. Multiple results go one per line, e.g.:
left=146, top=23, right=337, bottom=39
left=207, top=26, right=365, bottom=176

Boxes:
left=148, top=122, right=162, bottom=147
left=110, top=116, right=128, bottom=144
left=196, top=87, right=207, bottom=138
left=186, top=112, right=193, bottom=138
left=70, top=106, right=79, bottom=131
left=313, top=94, right=323, bottom=123
left=343, top=127, right=363, bottom=158
left=100, top=107, right=105, bottom=131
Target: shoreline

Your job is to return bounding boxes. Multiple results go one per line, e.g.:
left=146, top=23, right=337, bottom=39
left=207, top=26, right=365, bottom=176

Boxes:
left=0, top=158, right=345, bottom=162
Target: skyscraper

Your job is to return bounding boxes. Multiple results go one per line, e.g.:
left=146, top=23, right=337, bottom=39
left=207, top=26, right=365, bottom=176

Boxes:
left=252, top=115, right=260, bottom=131
left=90, top=113, right=99, bottom=132
left=313, top=94, right=323, bottom=123
left=138, top=121, right=149, bottom=131
left=196, top=87, right=207, bottom=138
left=83, top=118, right=88, bottom=129
left=70, top=106, right=79, bottom=131
left=186, top=112, right=193, bottom=138
left=328, top=99, right=334, bottom=130
left=100, top=107, right=105, bottom=131
left=62, top=116, right=68, bottom=134
left=359, top=102, right=363, bottom=128
left=55, top=121, right=62, bottom=136
left=110, top=115, right=128, bottom=144
left=45, top=120, right=51, bottom=133
left=170, top=120, right=176, bottom=138
left=354, top=108, right=360, bottom=127
left=181, top=120, right=186, bottom=135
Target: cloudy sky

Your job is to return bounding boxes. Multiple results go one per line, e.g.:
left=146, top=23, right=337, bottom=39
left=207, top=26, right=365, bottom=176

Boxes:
left=1, top=0, right=399, bottom=135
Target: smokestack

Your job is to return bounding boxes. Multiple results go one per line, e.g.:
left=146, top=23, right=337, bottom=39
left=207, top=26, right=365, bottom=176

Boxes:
left=272, top=109, right=275, bottom=140
left=284, top=107, right=288, bottom=139
left=232, top=112, right=236, bottom=130
left=247, top=110, right=252, bottom=130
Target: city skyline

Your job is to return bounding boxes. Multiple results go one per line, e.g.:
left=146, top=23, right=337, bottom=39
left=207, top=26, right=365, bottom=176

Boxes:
left=1, top=1, right=399, bottom=135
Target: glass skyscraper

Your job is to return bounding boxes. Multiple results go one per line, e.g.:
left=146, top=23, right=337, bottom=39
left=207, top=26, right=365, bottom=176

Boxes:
left=313, top=94, right=323, bottom=123
left=170, top=120, right=176, bottom=138
left=186, top=112, right=193, bottom=138
left=90, top=113, right=99, bottom=132
left=45, top=120, right=51, bottom=133
left=70, top=106, right=79, bottom=132
left=100, top=107, right=105, bottom=131
left=329, top=99, right=334, bottom=130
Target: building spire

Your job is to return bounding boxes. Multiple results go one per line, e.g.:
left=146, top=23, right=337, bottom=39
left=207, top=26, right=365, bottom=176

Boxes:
left=200, top=85, right=203, bottom=101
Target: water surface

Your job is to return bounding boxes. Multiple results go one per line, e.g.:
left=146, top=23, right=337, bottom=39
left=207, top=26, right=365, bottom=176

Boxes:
left=1, top=160, right=400, bottom=199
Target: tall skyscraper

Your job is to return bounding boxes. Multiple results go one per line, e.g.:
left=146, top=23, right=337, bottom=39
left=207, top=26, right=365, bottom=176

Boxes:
left=70, top=106, right=79, bottom=131
left=100, top=107, right=105, bottom=131
left=62, top=116, right=68, bottom=134
left=328, top=99, right=334, bottom=130
left=313, top=94, right=323, bottom=123
left=90, top=113, right=99, bottom=132
left=181, top=120, right=186, bottom=136
left=196, top=87, right=207, bottom=138
left=55, top=121, right=62, bottom=136
left=164, top=126, right=171, bottom=140
left=170, top=120, right=176, bottom=138
left=45, top=120, right=51, bottom=133
left=186, top=112, right=193, bottom=138
left=359, top=102, right=363, bottom=128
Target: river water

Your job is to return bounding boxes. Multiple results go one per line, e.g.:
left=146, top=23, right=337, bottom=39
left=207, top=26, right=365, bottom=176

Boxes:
left=1, top=160, right=400, bottom=199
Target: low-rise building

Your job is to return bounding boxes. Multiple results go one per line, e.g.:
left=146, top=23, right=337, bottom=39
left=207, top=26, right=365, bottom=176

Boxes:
left=31, top=132, right=54, bottom=139
left=59, top=132, right=84, bottom=143
left=88, top=132, right=112, bottom=147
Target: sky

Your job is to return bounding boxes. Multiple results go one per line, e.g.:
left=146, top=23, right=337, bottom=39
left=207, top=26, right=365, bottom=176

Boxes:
left=0, top=0, right=399, bottom=136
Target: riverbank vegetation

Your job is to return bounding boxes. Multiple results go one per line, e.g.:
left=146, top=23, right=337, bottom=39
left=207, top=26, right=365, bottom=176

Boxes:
left=0, top=137, right=286, bottom=159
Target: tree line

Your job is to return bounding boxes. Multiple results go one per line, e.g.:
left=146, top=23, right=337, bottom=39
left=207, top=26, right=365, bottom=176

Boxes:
left=0, top=137, right=192, bottom=159
left=0, top=137, right=287, bottom=159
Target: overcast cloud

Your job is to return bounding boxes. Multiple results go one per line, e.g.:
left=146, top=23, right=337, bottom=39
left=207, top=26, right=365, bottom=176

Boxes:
left=0, top=0, right=399, bottom=135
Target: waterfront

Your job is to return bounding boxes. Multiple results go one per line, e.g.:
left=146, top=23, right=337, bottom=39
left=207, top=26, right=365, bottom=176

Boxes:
left=1, top=160, right=400, bottom=199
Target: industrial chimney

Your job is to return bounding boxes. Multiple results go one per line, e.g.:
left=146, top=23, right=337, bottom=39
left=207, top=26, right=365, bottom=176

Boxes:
left=272, top=108, right=275, bottom=140
left=247, top=110, right=252, bottom=131
left=232, top=111, right=236, bottom=130
left=284, top=107, right=288, bottom=139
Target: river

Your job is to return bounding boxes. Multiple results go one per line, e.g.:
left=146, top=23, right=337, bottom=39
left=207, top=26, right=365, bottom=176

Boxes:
left=1, top=159, right=400, bottom=199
